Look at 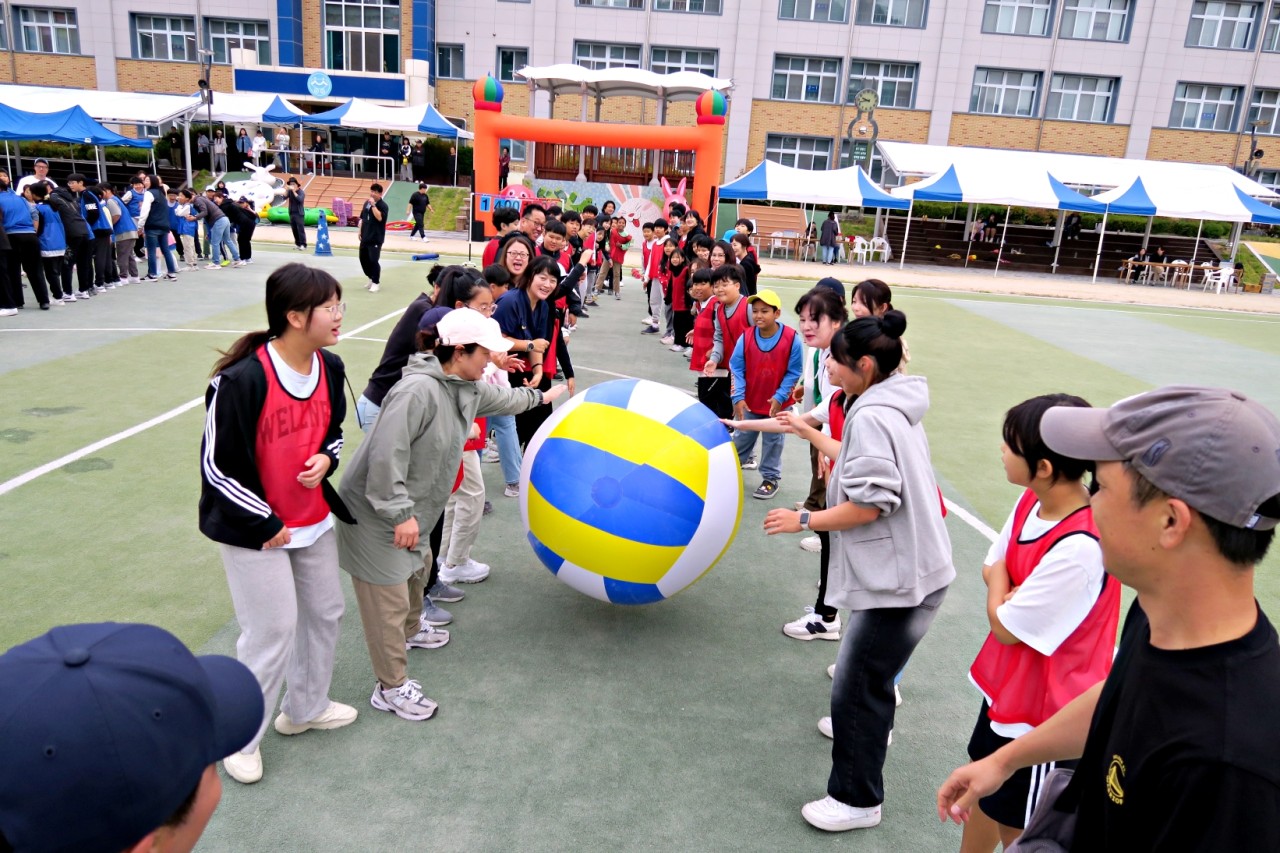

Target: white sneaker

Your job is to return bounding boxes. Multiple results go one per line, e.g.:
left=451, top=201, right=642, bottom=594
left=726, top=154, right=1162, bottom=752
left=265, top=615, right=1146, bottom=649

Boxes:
left=799, top=535, right=821, bottom=553
left=670, top=344, right=685, bottom=353
left=783, top=608, right=841, bottom=641
left=895, top=684, right=903, bottom=707
left=234, top=260, right=247, bottom=267
left=483, top=448, right=500, bottom=463
left=406, top=624, right=450, bottom=650
left=204, top=263, right=220, bottom=270
left=827, top=663, right=836, bottom=680
left=801, top=795, right=882, bottom=832
left=273, top=700, right=358, bottom=736
left=370, top=679, right=438, bottom=721
left=0, top=308, right=17, bottom=317
left=660, top=335, right=674, bottom=345
left=640, top=316, right=655, bottom=324
left=222, top=747, right=263, bottom=784
left=816, top=717, right=893, bottom=746
left=440, top=558, right=490, bottom=584
left=503, top=482, right=520, bottom=498
left=368, top=283, right=380, bottom=293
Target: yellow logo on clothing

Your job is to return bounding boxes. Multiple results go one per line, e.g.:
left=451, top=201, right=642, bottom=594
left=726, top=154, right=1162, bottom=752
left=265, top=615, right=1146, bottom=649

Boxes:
left=1107, top=755, right=1126, bottom=805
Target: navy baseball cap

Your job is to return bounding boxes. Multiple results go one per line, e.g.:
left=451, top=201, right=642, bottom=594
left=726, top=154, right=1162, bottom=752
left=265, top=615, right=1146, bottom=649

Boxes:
left=418, top=305, right=453, bottom=331
left=0, top=623, right=263, bottom=852
left=814, top=276, right=846, bottom=302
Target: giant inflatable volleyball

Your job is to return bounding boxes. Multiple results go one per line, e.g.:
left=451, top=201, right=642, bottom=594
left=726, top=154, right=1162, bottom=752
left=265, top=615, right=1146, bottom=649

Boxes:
left=520, top=379, right=743, bottom=605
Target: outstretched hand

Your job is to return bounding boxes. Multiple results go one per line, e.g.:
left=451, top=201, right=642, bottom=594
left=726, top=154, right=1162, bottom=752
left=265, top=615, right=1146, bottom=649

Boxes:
left=543, top=383, right=569, bottom=404
left=936, top=756, right=1013, bottom=825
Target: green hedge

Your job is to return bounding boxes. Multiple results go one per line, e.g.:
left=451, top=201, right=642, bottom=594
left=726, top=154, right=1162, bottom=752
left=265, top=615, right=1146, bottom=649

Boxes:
left=14, top=140, right=155, bottom=165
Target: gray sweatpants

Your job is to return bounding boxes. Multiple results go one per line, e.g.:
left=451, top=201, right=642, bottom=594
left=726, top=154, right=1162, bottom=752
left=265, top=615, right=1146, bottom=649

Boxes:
left=442, top=450, right=485, bottom=567
left=220, top=526, right=345, bottom=753
left=646, top=278, right=663, bottom=327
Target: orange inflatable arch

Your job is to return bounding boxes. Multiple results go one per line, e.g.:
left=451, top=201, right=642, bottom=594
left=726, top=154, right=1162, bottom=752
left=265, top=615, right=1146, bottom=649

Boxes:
left=471, top=76, right=727, bottom=237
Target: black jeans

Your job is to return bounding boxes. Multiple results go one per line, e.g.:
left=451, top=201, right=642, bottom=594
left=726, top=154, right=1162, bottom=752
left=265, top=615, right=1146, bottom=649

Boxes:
left=43, top=256, right=67, bottom=300
left=8, top=233, right=49, bottom=306
left=64, top=234, right=93, bottom=293
left=410, top=212, right=425, bottom=238
left=828, top=586, right=948, bottom=808
left=359, top=241, right=383, bottom=284
left=290, top=214, right=307, bottom=248
left=92, top=232, right=113, bottom=286
left=238, top=223, right=255, bottom=261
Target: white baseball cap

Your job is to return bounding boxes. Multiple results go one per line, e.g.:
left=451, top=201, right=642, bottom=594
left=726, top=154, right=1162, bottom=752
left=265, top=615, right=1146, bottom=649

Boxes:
left=436, top=307, right=513, bottom=352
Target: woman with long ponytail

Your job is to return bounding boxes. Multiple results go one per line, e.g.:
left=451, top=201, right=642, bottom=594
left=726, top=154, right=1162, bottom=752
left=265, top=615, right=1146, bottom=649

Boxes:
left=764, top=310, right=954, bottom=833
left=199, top=262, right=357, bottom=785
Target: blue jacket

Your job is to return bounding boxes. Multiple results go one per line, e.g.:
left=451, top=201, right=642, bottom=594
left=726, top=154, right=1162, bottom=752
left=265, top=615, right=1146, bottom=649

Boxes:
left=35, top=201, right=66, bottom=255
left=109, top=196, right=138, bottom=237
left=0, top=190, right=35, bottom=234
left=80, top=190, right=111, bottom=233
left=122, top=188, right=144, bottom=219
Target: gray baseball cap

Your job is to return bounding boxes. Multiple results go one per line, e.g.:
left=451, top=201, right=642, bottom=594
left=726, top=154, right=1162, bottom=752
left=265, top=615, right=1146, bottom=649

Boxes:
left=1041, top=385, right=1280, bottom=531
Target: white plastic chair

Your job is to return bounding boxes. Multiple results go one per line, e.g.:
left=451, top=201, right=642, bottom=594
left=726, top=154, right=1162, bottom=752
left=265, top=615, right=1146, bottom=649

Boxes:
left=1168, top=259, right=1189, bottom=289
left=779, top=230, right=800, bottom=259
left=870, top=236, right=891, bottom=262
left=851, top=236, right=870, bottom=264
left=1201, top=267, right=1229, bottom=293
left=767, top=232, right=786, bottom=259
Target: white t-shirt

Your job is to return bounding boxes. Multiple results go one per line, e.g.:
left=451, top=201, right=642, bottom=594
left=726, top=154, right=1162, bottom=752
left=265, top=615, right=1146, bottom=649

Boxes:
left=266, top=342, right=333, bottom=549
left=978, top=499, right=1106, bottom=737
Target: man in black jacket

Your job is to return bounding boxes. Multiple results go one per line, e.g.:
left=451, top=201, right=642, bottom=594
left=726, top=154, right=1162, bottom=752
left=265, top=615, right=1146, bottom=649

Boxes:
left=51, top=183, right=94, bottom=297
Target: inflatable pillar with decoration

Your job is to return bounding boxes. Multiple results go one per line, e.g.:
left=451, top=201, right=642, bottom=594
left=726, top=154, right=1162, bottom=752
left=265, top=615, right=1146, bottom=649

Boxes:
left=470, top=76, right=727, bottom=237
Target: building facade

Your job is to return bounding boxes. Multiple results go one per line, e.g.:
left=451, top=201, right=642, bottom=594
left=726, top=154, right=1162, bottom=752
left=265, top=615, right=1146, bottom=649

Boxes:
left=8, top=0, right=1280, bottom=186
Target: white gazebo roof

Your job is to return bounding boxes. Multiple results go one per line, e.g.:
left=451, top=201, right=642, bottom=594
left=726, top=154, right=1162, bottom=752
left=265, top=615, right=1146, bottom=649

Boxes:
left=516, top=64, right=732, bottom=101
left=877, top=141, right=1279, bottom=199
left=0, top=84, right=197, bottom=125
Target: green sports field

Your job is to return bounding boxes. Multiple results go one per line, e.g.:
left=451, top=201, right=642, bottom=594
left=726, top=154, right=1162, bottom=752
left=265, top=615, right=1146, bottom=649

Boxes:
left=2, top=249, right=1278, bottom=851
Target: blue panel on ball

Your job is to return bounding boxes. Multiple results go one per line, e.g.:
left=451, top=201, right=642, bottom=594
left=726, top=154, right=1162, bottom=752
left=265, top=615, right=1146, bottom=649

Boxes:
left=664, top=402, right=731, bottom=450
left=530, top=439, right=703, bottom=546
left=583, top=378, right=639, bottom=410
left=604, top=577, right=666, bottom=605
left=527, top=530, right=564, bottom=575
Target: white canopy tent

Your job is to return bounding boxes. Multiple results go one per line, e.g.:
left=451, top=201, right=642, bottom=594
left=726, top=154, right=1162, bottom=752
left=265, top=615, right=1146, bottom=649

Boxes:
left=0, top=83, right=196, bottom=125
left=720, top=159, right=910, bottom=208
left=190, top=91, right=309, bottom=126
left=516, top=65, right=732, bottom=101
left=878, top=141, right=1280, bottom=199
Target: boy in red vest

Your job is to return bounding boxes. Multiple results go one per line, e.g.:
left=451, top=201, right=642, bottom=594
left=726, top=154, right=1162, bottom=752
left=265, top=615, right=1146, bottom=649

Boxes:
left=686, top=268, right=728, bottom=416
left=702, top=263, right=752, bottom=423
left=961, top=393, right=1119, bottom=851
left=729, top=287, right=803, bottom=500
left=642, top=219, right=668, bottom=335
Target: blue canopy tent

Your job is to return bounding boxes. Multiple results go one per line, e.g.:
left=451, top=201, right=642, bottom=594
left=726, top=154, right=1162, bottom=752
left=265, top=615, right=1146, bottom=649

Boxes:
left=261, top=95, right=307, bottom=126
left=890, top=163, right=1105, bottom=273
left=0, top=104, right=151, bottom=147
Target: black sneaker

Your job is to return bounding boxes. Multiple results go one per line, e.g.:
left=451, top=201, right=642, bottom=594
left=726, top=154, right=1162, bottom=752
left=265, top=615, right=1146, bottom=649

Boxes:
left=641, top=325, right=659, bottom=335
left=753, top=480, right=779, bottom=500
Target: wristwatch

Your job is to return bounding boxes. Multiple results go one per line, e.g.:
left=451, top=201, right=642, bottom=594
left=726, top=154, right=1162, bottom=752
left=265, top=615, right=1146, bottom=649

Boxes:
left=526, top=341, right=534, bottom=353
left=799, top=510, right=811, bottom=531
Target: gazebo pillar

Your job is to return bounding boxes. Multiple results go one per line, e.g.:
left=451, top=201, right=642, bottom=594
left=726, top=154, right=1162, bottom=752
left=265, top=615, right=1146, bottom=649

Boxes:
left=577, top=82, right=588, bottom=182
left=650, top=88, right=666, bottom=189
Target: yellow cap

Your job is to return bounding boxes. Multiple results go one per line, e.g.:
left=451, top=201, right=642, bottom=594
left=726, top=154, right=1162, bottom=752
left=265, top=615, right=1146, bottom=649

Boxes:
left=746, top=289, right=782, bottom=311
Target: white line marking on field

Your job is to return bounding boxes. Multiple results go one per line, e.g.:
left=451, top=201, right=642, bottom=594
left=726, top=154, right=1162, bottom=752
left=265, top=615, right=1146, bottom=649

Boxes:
left=340, top=336, right=389, bottom=343
left=943, top=497, right=998, bottom=543
left=0, top=310, right=406, bottom=498
left=905, top=293, right=1280, bottom=325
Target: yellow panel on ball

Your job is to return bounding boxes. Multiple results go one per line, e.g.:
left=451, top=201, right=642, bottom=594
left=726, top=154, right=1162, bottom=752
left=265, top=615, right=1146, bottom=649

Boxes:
left=520, top=379, right=743, bottom=605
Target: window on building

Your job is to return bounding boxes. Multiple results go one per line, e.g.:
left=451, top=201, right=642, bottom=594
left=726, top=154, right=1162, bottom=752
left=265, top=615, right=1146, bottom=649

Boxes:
left=650, top=47, right=717, bottom=75
left=779, top=0, right=849, bottom=23
left=17, top=7, right=79, bottom=54
left=576, top=0, right=645, bottom=8
left=133, top=15, right=195, bottom=61
left=854, top=0, right=927, bottom=27
left=1061, top=0, right=1131, bottom=40
left=574, top=41, right=642, bottom=69
left=982, top=0, right=1052, bottom=35
left=501, top=139, right=528, bottom=162
left=970, top=68, right=1041, bottom=116
left=0, top=15, right=6, bottom=49
left=436, top=44, right=464, bottom=79
left=772, top=54, right=841, bottom=103
left=323, top=0, right=401, bottom=74
left=1263, top=1, right=1280, bottom=50
left=206, top=19, right=270, bottom=65
left=839, top=139, right=897, bottom=184
left=1255, top=168, right=1280, bottom=191
left=847, top=60, right=917, bottom=108
left=1186, top=1, right=1260, bottom=49
left=655, top=0, right=721, bottom=12
left=1170, top=82, right=1240, bottom=130
left=1249, top=87, right=1280, bottom=134
left=497, top=47, right=528, bottom=82
left=766, top=134, right=833, bottom=170
left=1045, top=74, right=1117, bottom=122
left=136, top=123, right=162, bottom=138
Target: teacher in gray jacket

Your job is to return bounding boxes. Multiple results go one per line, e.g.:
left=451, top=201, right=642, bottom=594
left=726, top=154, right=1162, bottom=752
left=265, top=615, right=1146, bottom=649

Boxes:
left=336, top=307, right=566, bottom=723
left=765, top=309, right=954, bottom=834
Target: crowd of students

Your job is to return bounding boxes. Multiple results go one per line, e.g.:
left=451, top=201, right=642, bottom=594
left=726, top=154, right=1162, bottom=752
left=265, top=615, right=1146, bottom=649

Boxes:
left=4, top=192, right=1280, bottom=852
left=0, top=161, right=263, bottom=317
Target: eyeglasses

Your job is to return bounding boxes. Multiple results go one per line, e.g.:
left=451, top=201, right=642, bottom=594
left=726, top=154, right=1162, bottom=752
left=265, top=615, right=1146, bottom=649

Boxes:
left=506, top=251, right=530, bottom=260
left=467, top=301, right=497, bottom=315
left=319, top=302, right=346, bottom=317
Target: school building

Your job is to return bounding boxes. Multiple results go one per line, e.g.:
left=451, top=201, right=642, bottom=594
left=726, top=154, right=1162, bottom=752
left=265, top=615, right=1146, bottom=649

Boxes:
left=10, top=0, right=1280, bottom=188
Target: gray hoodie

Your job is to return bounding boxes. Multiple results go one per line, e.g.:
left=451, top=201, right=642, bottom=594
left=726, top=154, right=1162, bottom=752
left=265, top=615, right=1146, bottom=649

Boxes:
left=336, top=353, right=542, bottom=585
left=825, top=372, right=954, bottom=611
